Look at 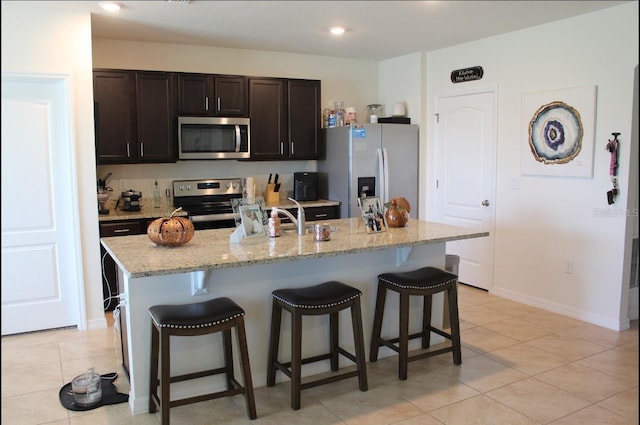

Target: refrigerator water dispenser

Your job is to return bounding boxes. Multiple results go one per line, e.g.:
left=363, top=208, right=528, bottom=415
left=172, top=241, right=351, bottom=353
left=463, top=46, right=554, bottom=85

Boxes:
left=357, top=177, right=376, bottom=198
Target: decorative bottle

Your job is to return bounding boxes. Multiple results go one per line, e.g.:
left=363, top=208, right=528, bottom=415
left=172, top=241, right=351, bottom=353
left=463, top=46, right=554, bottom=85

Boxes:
left=268, top=210, right=281, bottom=237
left=153, top=180, right=161, bottom=208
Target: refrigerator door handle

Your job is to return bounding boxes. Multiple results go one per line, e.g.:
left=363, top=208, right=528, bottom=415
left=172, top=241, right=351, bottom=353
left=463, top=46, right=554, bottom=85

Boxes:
left=377, top=148, right=386, bottom=204
left=382, top=147, right=390, bottom=205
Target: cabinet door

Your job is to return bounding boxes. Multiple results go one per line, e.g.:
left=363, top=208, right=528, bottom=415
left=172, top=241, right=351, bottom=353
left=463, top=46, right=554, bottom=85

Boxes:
left=249, top=78, right=287, bottom=160
left=288, top=80, right=321, bottom=159
left=178, top=73, right=211, bottom=115
left=214, top=76, right=247, bottom=116
left=93, top=71, right=135, bottom=164
left=135, top=72, right=177, bottom=162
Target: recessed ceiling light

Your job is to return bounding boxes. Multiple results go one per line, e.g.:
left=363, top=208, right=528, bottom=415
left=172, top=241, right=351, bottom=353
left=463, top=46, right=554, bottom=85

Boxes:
left=99, top=2, right=121, bottom=12
left=330, top=27, right=346, bottom=36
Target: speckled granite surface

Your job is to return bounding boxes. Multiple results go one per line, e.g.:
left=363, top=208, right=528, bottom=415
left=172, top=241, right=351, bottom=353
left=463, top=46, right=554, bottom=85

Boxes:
left=101, top=217, right=488, bottom=278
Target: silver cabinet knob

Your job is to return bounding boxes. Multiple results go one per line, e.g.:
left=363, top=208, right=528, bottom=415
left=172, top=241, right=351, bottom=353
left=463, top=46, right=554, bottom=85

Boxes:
left=481, top=200, right=490, bottom=206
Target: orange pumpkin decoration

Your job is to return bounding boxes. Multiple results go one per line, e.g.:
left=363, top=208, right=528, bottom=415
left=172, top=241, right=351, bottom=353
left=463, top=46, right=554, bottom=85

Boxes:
left=147, top=208, right=195, bottom=247
left=392, top=196, right=411, bottom=214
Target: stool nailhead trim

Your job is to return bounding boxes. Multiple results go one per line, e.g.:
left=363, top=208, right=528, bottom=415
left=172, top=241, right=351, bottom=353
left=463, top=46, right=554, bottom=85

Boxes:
left=379, top=276, right=456, bottom=291
left=272, top=293, right=361, bottom=309
left=150, top=312, right=244, bottom=329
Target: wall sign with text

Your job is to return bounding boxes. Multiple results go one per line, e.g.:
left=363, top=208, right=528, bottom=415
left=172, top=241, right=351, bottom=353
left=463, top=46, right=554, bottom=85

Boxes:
left=451, top=66, right=484, bottom=83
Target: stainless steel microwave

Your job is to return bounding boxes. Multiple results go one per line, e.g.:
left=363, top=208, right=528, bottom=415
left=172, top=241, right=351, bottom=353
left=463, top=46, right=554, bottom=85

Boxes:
left=178, top=116, right=250, bottom=160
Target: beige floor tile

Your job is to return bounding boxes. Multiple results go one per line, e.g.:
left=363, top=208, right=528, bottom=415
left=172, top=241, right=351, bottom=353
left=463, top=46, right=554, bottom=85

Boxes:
left=597, top=386, right=639, bottom=423
left=458, top=305, right=514, bottom=325
left=485, top=342, right=569, bottom=375
left=460, top=326, right=519, bottom=353
left=1, top=363, right=64, bottom=398
left=481, top=298, right=542, bottom=316
left=430, top=394, right=537, bottom=425
left=487, top=377, right=590, bottom=423
left=167, top=397, right=253, bottom=425
left=549, top=404, right=635, bottom=425
left=536, top=362, right=632, bottom=403
left=320, top=386, right=424, bottom=425
left=520, top=310, right=587, bottom=332
left=1, top=389, right=70, bottom=425
left=1, top=341, right=61, bottom=371
left=386, top=369, right=480, bottom=412
left=252, top=403, right=345, bottom=424
left=577, top=349, right=639, bottom=385
left=482, top=317, right=556, bottom=341
left=524, top=332, right=609, bottom=361
left=445, top=354, right=529, bottom=393
left=390, top=413, right=443, bottom=425
left=557, top=323, right=639, bottom=349
left=68, top=403, right=159, bottom=425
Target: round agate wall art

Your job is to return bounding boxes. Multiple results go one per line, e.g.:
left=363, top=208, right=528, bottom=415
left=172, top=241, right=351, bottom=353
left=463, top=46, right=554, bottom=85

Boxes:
left=528, top=101, right=583, bottom=164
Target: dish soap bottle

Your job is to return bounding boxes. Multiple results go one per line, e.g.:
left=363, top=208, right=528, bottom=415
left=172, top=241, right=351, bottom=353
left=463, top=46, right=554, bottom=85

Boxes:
left=153, top=180, right=161, bottom=208
left=268, top=209, right=281, bottom=237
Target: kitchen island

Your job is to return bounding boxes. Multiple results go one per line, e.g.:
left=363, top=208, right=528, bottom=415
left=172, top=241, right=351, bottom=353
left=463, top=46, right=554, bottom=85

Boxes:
left=101, top=217, right=488, bottom=414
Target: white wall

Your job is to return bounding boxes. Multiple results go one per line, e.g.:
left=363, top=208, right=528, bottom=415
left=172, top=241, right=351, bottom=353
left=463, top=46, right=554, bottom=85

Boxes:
left=424, top=2, right=638, bottom=330
left=1, top=2, right=105, bottom=329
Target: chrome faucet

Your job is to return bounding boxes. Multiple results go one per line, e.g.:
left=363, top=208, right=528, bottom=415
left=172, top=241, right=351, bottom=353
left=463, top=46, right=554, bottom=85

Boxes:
left=272, top=198, right=306, bottom=236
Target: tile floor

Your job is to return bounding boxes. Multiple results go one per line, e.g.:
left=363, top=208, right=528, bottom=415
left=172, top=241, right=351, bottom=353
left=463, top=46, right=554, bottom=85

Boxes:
left=2, top=284, right=637, bottom=425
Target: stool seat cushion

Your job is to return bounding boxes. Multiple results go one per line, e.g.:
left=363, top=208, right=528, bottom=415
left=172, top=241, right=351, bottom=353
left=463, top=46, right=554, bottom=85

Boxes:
left=272, top=281, right=362, bottom=309
left=149, top=297, right=244, bottom=329
left=379, top=267, right=457, bottom=290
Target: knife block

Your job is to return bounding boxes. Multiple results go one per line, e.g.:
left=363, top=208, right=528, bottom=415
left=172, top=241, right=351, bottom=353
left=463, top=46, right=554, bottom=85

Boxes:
left=264, top=183, right=280, bottom=204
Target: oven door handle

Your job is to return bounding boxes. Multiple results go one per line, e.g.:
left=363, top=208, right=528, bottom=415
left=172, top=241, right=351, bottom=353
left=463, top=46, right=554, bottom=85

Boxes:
left=235, top=125, right=241, bottom=153
left=190, top=212, right=238, bottom=223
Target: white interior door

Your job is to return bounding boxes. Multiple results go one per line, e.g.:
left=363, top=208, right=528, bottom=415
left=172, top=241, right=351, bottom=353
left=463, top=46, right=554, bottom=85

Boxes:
left=434, top=88, right=496, bottom=290
left=1, top=75, right=82, bottom=335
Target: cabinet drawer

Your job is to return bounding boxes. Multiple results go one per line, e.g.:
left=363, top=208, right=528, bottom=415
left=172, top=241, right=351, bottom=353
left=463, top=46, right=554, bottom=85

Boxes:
left=305, top=207, right=338, bottom=221
left=100, top=221, right=142, bottom=237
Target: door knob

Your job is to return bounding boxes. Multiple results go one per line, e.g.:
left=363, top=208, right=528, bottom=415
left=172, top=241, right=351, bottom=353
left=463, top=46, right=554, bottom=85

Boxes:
left=481, top=200, right=490, bottom=206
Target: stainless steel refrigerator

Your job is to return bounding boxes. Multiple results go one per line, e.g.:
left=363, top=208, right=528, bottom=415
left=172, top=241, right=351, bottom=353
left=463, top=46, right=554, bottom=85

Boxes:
left=318, top=123, right=419, bottom=218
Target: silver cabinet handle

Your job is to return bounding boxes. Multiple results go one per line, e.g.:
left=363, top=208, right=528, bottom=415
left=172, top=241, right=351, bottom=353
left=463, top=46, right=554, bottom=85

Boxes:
left=140, top=142, right=144, bottom=157
left=205, top=96, right=209, bottom=111
left=126, top=142, right=130, bottom=157
left=482, top=200, right=490, bottom=206
left=280, top=142, right=284, bottom=155
left=290, top=141, right=294, bottom=155
left=113, top=229, right=131, bottom=234
left=217, top=97, right=221, bottom=111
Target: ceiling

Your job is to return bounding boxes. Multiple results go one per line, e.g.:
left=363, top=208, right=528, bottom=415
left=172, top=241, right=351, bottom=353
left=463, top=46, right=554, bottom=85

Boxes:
left=44, top=0, right=629, bottom=61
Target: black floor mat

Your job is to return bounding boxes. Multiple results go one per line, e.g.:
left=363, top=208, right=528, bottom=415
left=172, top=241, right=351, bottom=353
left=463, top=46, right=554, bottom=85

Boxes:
left=59, top=372, right=128, bottom=411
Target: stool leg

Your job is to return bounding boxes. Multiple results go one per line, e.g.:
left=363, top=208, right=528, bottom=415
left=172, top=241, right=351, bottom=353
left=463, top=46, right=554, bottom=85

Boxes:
left=160, top=330, right=171, bottom=425
left=369, top=283, right=387, bottom=362
left=330, top=312, right=339, bottom=371
left=235, top=317, right=257, bottom=419
left=266, top=299, right=282, bottom=387
left=222, top=328, right=234, bottom=390
left=422, top=294, right=433, bottom=349
left=350, top=298, right=368, bottom=391
left=291, top=310, right=303, bottom=410
left=398, top=292, right=410, bottom=380
left=148, top=323, right=159, bottom=414
left=448, top=283, right=462, bottom=365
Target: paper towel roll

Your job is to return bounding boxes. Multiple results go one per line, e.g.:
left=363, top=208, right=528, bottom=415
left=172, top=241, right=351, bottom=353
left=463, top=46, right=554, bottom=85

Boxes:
left=244, top=177, right=255, bottom=203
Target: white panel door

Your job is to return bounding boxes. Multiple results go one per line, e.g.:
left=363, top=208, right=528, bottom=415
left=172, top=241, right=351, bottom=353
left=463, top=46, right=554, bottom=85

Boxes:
left=1, top=75, right=81, bottom=335
left=434, top=89, right=496, bottom=290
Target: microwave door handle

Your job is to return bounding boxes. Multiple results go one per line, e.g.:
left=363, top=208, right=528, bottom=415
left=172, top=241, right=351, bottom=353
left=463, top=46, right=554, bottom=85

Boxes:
left=234, top=125, right=241, bottom=152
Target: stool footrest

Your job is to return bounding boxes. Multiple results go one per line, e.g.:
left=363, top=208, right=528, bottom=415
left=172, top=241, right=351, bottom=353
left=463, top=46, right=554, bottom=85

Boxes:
left=407, top=346, right=454, bottom=363
left=300, top=370, right=360, bottom=391
left=169, top=385, right=246, bottom=409
left=169, top=367, right=229, bottom=384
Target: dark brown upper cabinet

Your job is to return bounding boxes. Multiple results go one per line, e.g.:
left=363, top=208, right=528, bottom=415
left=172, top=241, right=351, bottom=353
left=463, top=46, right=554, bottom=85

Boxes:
left=94, top=70, right=177, bottom=164
left=178, top=73, right=247, bottom=116
left=249, top=78, right=321, bottom=160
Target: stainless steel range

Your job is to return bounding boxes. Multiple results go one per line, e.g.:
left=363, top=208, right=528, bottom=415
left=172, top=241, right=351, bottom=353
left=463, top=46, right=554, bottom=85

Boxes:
left=172, top=178, right=243, bottom=230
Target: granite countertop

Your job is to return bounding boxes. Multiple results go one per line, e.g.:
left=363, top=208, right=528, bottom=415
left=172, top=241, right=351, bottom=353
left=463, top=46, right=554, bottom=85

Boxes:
left=101, top=217, right=488, bottom=279
left=99, top=198, right=340, bottom=222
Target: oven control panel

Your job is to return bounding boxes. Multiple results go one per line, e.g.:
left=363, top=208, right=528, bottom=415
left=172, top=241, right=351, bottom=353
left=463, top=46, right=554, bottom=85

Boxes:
left=173, top=178, right=243, bottom=198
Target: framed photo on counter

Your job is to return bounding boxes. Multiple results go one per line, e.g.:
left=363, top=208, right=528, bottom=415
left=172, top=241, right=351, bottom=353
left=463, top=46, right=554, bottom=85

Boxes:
left=239, top=204, right=266, bottom=238
left=358, top=196, right=387, bottom=233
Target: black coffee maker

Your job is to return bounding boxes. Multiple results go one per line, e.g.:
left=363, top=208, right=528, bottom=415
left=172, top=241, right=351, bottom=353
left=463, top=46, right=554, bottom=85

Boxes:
left=293, top=172, right=319, bottom=201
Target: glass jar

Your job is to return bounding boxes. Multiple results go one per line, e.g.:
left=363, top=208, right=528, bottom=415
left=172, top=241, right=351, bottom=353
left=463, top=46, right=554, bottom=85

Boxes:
left=335, top=101, right=345, bottom=127
left=367, top=104, right=383, bottom=123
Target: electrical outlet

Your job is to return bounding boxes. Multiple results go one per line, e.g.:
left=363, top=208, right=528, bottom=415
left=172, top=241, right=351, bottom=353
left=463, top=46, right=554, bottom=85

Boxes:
left=564, top=260, right=574, bottom=274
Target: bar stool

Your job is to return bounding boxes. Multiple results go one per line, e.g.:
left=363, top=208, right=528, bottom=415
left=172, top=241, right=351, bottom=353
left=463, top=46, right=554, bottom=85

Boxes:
left=266, top=281, right=368, bottom=410
left=370, top=266, right=461, bottom=380
left=148, top=297, right=257, bottom=424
